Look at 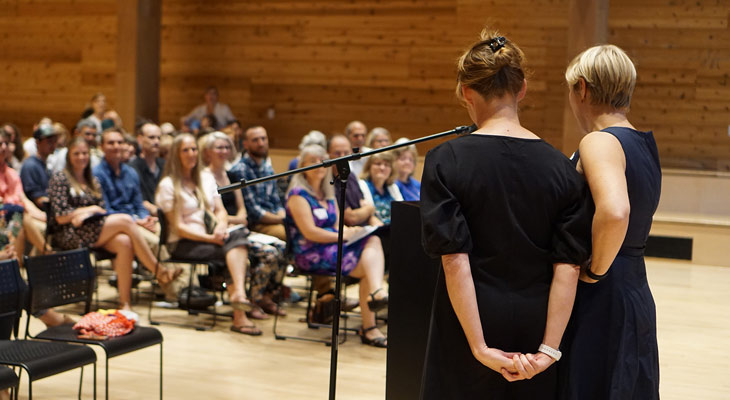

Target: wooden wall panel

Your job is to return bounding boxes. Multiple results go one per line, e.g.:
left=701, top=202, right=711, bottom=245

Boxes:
left=159, top=0, right=571, bottom=155
left=0, top=0, right=726, bottom=169
left=609, top=0, right=730, bottom=169
left=0, top=0, right=118, bottom=137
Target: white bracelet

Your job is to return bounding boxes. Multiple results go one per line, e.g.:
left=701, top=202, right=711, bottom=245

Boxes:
left=538, top=344, right=562, bottom=361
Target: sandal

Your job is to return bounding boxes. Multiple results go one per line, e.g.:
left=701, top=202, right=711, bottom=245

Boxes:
left=257, top=298, right=287, bottom=316
left=367, top=288, right=389, bottom=312
left=156, top=266, right=182, bottom=285
left=246, top=307, right=269, bottom=320
left=359, top=326, right=387, bottom=348
left=230, top=324, right=262, bottom=336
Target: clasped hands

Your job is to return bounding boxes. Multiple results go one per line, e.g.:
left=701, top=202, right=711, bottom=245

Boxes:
left=472, top=344, right=555, bottom=382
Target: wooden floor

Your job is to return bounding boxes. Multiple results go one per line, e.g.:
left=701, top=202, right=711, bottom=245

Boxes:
left=12, top=258, right=730, bottom=399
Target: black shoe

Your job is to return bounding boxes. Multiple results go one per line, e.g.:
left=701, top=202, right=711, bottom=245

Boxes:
left=366, top=288, right=388, bottom=312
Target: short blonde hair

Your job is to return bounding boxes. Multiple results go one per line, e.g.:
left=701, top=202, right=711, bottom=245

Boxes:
left=200, top=131, right=234, bottom=165
left=565, top=44, right=636, bottom=110
left=393, top=138, right=418, bottom=179
left=366, top=127, right=392, bottom=148
left=360, top=151, right=396, bottom=186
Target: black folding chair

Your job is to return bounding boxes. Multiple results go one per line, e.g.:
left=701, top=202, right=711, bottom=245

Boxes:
left=23, top=249, right=162, bottom=400
left=0, top=258, right=96, bottom=399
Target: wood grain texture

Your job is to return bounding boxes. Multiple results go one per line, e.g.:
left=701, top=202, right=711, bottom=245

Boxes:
left=0, top=0, right=728, bottom=169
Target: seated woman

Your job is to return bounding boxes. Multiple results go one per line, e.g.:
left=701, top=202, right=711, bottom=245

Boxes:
left=156, top=133, right=261, bottom=336
left=358, top=152, right=403, bottom=226
left=392, top=139, right=421, bottom=201
left=48, top=137, right=180, bottom=310
left=201, top=131, right=286, bottom=318
left=286, top=144, right=388, bottom=347
left=365, top=127, right=392, bottom=149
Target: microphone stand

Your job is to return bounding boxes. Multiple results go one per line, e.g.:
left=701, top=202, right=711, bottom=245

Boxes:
left=218, top=124, right=474, bottom=400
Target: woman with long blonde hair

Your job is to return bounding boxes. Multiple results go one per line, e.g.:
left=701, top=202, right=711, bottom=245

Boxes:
left=156, top=134, right=261, bottom=335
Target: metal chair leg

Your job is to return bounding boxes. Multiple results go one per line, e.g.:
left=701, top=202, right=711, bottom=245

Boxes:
left=93, top=361, right=97, bottom=400
left=78, top=366, right=83, bottom=399
left=105, top=357, right=109, bottom=400
left=159, top=343, right=163, bottom=400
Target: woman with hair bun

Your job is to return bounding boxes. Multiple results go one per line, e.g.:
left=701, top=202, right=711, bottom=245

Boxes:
left=419, top=27, right=592, bottom=398
left=558, top=44, right=661, bottom=400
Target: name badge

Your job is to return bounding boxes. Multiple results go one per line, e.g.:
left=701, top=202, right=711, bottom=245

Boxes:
left=313, top=208, right=328, bottom=220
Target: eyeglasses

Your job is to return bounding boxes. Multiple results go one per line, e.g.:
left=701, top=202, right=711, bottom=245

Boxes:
left=214, top=145, right=231, bottom=151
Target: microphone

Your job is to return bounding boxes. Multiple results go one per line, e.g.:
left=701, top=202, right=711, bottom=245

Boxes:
left=456, top=124, right=478, bottom=134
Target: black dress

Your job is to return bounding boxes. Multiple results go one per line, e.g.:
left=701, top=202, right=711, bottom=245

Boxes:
left=48, top=172, right=107, bottom=250
left=420, top=134, right=592, bottom=400
left=559, top=127, right=661, bottom=400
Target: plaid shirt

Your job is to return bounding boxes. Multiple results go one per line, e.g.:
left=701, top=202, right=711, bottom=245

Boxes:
left=228, top=153, right=283, bottom=225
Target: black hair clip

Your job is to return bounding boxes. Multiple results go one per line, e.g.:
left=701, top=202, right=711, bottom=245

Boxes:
left=488, top=36, right=507, bottom=53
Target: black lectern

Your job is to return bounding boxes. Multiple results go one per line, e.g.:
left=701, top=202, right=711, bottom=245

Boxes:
left=386, top=201, right=441, bottom=400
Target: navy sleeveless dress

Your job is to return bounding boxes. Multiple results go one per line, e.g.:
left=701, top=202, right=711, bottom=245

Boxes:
left=559, top=127, right=662, bottom=400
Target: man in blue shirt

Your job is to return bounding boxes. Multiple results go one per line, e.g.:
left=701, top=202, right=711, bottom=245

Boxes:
left=229, top=125, right=286, bottom=240
left=20, top=124, right=59, bottom=208
left=93, top=128, right=155, bottom=227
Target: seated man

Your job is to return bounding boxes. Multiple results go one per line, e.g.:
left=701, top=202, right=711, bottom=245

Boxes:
left=229, top=125, right=286, bottom=240
left=328, top=134, right=381, bottom=227
left=93, top=128, right=185, bottom=302
left=93, top=128, right=156, bottom=235
left=130, top=122, right=165, bottom=216
left=19, top=124, right=59, bottom=255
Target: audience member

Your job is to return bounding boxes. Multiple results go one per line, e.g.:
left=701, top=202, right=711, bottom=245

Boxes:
left=181, top=86, right=235, bottom=131
left=159, top=134, right=174, bottom=159
left=0, top=130, right=49, bottom=259
left=288, top=130, right=326, bottom=171
left=392, top=139, right=421, bottom=201
left=160, top=122, right=177, bottom=136
left=131, top=122, right=165, bottom=216
left=22, top=116, right=52, bottom=159
left=20, top=123, right=58, bottom=208
left=201, top=132, right=287, bottom=317
left=345, top=120, right=368, bottom=177
left=286, top=144, right=388, bottom=347
left=366, top=127, right=392, bottom=149
left=121, top=133, right=138, bottom=164
left=49, top=137, right=181, bottom=310
left=0, top=123, right=24, bottom=169
left=156, top=134, right=261, bottom=335
left=229, top=126, right=286, bottom=240
left=87, top=93, right=107, bottom=133
left=328, top=134, right=379, bottom=227
left=358, top=152, right=403, bottom=225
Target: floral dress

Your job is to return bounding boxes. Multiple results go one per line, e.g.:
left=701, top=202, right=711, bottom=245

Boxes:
left=48, top=171, right=106, bottom=250
left=285, top=187, right=368, bottom=275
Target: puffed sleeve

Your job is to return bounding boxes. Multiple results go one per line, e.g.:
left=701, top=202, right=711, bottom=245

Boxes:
left=155, top=177, right=174, bottom=214
left=420, top=143, right=472, bottom=258
left=550, top=169, right=593, bottom=265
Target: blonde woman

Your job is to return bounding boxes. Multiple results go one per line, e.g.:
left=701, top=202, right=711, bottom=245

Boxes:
left=558, top=45, right=661, bottom=400
left=392, top=139, right=420, bottom=201
left=156, top=134, right=260, bottom=335
left=201, top=132, right=287, bottom=317
left=358, top=152, right=403, bottom=226
left=286, top=145, right=388, bottom=347
left=419, top=29, right=591, bottom=398
left=48, top=137, right=180, bottom=310
left=365, top=127, right=392, bottom=149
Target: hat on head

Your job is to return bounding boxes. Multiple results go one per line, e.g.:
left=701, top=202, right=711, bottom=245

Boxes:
left=33, top=124, right=57, bottom=140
